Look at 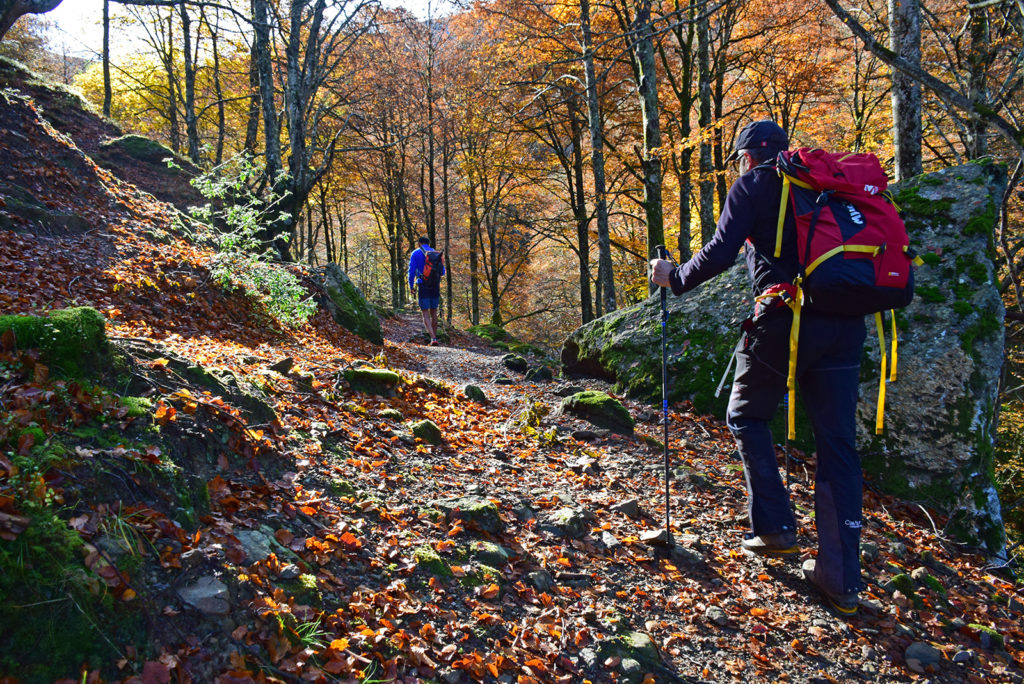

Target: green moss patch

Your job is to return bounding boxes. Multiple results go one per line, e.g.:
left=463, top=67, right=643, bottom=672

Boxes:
left=0, top=307, right=109, bottom=377
left=413, top=545, right=452, bottom=577
left=343, top=368, right=401, bottom=396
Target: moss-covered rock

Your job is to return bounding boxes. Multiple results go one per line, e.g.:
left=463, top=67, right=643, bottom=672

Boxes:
left=378, top=408, right=404, bottom=421
left=525, top=365, right=554, bottom=382
left=595, top=631, right=661, bottom=682
left=413, top=545, right=452, bottom=577
left=318, top=263, right=383, bottom=344
left=410, top=419, right=442, bottom=445
left=343, top=368, right=401, bottom=396
left=561, top=161, right=1008, bottom=552
left=501, top=353, right=529, bottom=373
left=468, top=324, right=508, bottom=342
left=463, top=384, right=487, bottom=403
left=561, top=390, right=634, bottom=435
left=0, top=306, right=109, bottom=377
left=466, top=540, right=511, bottom=567
left=99, top=134, right=185, bottom=166
left=433, top=497, right=504, bottom=535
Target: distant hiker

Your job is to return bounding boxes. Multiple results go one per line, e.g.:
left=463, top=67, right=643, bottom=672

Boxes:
left=408, top=236, right=445, bottom=346
left=649, top=120, right=866, bottom=616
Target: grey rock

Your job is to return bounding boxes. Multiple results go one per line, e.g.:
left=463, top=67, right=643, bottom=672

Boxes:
left=572, top=455, right=601, bottom=475
left=235, top=529, right=274, bottom=563
left=378, top=408, right=403, bottom=421
left=553, top=384, right=586, bottom=397
left=514, top=505, right=536, bottom=522
left=178, top=576, right=230, bottom=615
left=620, top=658, right=642, bottom=676
left=610, top=498, right=641, bottom=518
left=889, top=542, right=908, bottom=559
left=705, top=605, right=729, bottom=626
left=950, top=617, right=966, bottom=630
left=669, top=545, right=702, bottom=566
left=560, top=162, right=1008, bottom=549
left=501, top=354, right=529, bottom=373
left=268, top=357, right=294, bottom=374
left=860, top=541, right=880, bottom=562
left=527, top=569, right=555, bottom=592
left=640, top=528, right=669, bottom=547
left=579, top=647, right=598, bottom=668
left=492, top=374, right=515, bottom=385
left=572, top=429, right=600, bottom=442
left=953, top=650, right=974, bottom=665
left=548, top=507, right=595, bottom=539
left=905, top=641, right=942, bottom=673
left=278, top=564, right=301, bottom=580
left=463, top=384, right=487, bottom=403
left=601, top=531, right=622, bottom=550
left=525, top=366, right=553, bottom=382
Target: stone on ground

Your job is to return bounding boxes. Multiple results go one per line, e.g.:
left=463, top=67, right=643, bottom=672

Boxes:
left=560, top=390, right=634, bottom=435
left=410, top=419, right=443, bottom=445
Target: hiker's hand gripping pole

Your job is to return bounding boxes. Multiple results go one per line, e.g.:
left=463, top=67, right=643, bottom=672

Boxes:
left=655, top=245, right=672, bottom=548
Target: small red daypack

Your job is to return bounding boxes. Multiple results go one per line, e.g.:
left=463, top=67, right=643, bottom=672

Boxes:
left=759, top=148, right=922, bottom=438
left=421, top=249, right=444, bottom=288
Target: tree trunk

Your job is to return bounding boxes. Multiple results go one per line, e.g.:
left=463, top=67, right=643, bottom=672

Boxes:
left=468, top=174, right=481, bottom=325
left=634, top=0, right=665, bottom=292
left=244, top=20, right=260, bottom=155
left=965, top=7, right=990, bottom=159
left=179, top=1, right=199, bottom=164
left=253, top=0, right=281, bottom=181
left=697, top=11, right=715, bottom=245
left=580, top=0, right=615, bottom=314
left=102, top=0, right=111, bottom=118
left=163, top=12, right=180, bottom=154
left=568, top=94, right=593, bottom=323
left=207, top=8, right=226, bottom=165
left=442, top=130, right=452, bottom=325
left=889, top=0, right=922, bottom=180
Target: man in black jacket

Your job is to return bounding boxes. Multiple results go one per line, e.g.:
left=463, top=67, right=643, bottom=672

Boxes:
left=650, top=121, right=866, bottom=616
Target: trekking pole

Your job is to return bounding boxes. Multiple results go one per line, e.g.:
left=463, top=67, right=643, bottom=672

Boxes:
left=656, top=245, right=673, bottom=548
left=783, top=394, right=791, bottom=492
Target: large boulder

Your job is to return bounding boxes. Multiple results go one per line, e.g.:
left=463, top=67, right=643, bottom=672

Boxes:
left=317, top=263, right=383, bottom=344
left=561, top=161, right=1007, bottom=552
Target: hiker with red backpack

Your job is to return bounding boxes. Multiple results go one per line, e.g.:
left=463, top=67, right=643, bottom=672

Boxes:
left=651, top=120, right=917, bottom=616
left=408, top=236, right=445, bottom=345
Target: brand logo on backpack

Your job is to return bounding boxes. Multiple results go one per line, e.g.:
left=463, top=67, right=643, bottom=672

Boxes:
left=845, top=202, right=864, bottom=226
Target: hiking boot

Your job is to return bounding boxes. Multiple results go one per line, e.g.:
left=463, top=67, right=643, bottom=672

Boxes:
left=741, top=531, right=799, bottom=557
left=430, top=339, right=438, bottom=346
left=802, top=559, right=859, bottom=617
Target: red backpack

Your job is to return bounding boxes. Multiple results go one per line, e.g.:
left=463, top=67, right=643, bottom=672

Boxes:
left=421, top=249, right=444, bottom=288
left=758, top=148, right=922, bottom=438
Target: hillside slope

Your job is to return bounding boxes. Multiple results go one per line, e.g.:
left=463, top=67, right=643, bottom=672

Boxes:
left=0, top=66, right=1022, bottom=684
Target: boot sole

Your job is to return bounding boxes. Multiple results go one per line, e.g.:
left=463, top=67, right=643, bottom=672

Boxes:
left=741, top=544, right=800, bottom=557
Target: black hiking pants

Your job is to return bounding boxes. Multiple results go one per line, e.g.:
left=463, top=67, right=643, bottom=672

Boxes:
left=726, top=308, right=867, bottom=596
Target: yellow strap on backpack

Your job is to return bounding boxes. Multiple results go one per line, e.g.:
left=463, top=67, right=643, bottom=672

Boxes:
left=874, top=312, right=888, bottom=435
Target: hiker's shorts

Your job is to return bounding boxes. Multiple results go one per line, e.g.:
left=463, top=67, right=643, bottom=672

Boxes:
left=418, top=296, right=440, bottom=311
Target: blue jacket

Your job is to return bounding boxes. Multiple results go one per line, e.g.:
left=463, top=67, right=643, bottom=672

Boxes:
left=669, top=161, right=797, bottom=297
left=408, top=246, right=444, bottom=295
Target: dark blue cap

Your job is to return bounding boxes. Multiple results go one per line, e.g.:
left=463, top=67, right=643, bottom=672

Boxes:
left=727, top=120, right=789, bottom=161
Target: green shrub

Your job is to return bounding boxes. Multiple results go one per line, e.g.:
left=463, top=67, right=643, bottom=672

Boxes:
left=188, top=155, right=316, bottom=328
